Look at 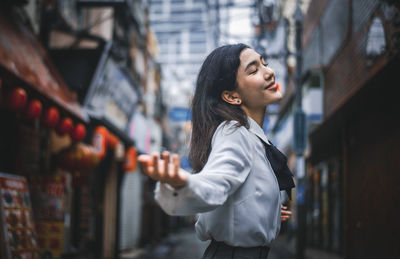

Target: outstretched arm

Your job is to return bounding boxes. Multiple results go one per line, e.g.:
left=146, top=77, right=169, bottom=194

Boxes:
left=138, top=123, right=253, bottom=216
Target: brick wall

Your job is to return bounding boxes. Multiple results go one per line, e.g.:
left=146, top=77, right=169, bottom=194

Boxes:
left=302, top=0, right=329, bottom=48
left=302, top=0, right=399, bottom=119
left=323, top=9, right=395, bottom=118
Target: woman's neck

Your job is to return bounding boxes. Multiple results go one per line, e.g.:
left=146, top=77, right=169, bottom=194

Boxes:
left=242, top=106, right=266, bottom=127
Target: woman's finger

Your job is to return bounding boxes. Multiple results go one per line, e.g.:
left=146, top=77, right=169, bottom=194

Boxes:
left=162, top=151, right=170, bottom=178
left=155, top=153, right=168, bottom=182
left=172, top=154, right=180, bottom=174
left=138, top=154, right=152, bottom=163
left=152, top=153, right=159, bottom=175
left=138, top=152, right=188, bottom=188
left=168, top=163, right=176, bottom=178
left=138, top=155, right=152, bottom=175
left=281, top=216, right=290, bottom=222
left=281, top=210, right=292, bottom=215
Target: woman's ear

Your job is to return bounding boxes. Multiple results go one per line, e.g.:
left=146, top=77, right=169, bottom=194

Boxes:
left=221, top=90, right=242, bottom=105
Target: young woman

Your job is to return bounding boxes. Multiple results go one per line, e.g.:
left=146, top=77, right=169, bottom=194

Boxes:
left=138, top=43, right=295, bottom=259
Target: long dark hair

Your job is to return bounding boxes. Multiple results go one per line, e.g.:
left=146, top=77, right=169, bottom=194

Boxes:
left=189, top=43, right=250, bottom=173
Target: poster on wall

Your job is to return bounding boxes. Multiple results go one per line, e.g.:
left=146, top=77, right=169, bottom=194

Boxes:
left=30, top=173, right=71, bottom=259
left=0, top=172, right=39, bottom=259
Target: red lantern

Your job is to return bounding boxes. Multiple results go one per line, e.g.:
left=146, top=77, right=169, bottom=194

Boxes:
left=56, top=118, right=73, bottom=136
left=70, top=123, right=86, bottom=142
left=8, top=87, right=27, bottom=110
left=44, top=107, right=60, bottom=128
left=25, top=99, right=42, bottom=120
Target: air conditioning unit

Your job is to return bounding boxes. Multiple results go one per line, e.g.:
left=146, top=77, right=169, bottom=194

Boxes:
left=302, top=70, right=323, bottom=128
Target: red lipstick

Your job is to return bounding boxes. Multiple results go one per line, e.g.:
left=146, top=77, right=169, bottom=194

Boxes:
left=268, top=83, right=278, bottom=91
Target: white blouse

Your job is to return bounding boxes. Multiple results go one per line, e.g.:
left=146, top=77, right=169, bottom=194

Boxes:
left=154, top=117, right=282, bottom=247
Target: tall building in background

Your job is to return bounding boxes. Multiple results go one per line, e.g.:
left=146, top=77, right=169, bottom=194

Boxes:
left=149, top=0, right=210, bottom=109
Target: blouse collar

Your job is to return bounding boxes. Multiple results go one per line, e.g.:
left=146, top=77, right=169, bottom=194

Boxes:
left=247, top=116, right=271, bottom=145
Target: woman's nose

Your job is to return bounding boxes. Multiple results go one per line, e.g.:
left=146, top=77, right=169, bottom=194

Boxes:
left=263, top=66, right=275, bottom=80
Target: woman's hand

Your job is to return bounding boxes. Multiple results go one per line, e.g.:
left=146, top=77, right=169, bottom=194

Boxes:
left=138, top=151, right=188, bottom=189
left=281, top=206, right=292, bottom=222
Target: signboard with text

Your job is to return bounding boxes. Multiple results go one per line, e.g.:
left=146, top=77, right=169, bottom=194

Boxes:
left=0, top=172, right=39, bottom=259
left=169, top=107, right=192, bottom=122
left=30, top=174, right=71, bottom=259
left=86, top=55, right=139, bottom=132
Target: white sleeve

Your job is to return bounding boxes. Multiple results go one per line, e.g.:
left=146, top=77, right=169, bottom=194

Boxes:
left=154, top=121, right=253, bottom=216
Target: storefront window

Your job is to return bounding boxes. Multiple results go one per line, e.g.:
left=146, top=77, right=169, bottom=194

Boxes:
left=306, top=158, right=343, bottom=253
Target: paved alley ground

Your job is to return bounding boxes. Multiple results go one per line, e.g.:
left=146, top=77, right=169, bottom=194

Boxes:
left=121, top=227, right=298, bottom=259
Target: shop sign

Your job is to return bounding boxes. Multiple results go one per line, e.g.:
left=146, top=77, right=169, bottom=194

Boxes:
left=169, top=107, right=192, bottom=122
left=30, top=174, right=71, bottom=259
left=0, top=172, right=39, bottom=259
left=86, top=57, right=139, bottom=132
left=123, top=146, right=137, bottom=172
left=293, top=108, right=307, bottom=155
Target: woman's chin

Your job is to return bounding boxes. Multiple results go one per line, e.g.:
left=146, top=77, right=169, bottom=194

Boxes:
left=266, top=92, right=283, bottom=105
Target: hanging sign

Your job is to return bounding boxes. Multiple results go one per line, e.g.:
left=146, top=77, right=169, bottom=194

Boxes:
left=123, top=147, right=137, bottom=172
left=293, top=108, right=307, bottom=155
left=0, top=172, right=40, bottom=259
left=92, top=126, right=108, bottom=159
left=169, top=107, right=192, bottom=122
left=86, top=58, right=139, bottom=132
left=30, top=174, right=71, bottom=259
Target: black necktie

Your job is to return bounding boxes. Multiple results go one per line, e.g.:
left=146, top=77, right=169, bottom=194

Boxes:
left=258, top=137, right=295, bottom=199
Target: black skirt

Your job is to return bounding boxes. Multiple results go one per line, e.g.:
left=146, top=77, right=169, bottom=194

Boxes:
left=202, top=239, right=270, bottom=259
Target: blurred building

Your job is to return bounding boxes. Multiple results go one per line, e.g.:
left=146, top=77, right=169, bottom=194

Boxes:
left=149, top=0, right=210, bottom=108
left=271, top=0, right=400, bottom=258
left=0, top=0, right=171, bottom=258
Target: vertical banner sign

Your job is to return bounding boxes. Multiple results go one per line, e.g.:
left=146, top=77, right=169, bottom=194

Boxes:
left=293, top=108, right=307, bottom=155
left=123, top=147, right=137, bottom=172
left=30, top=174, right=70, bottom=259
left=0, top=172, right=39, bottom=259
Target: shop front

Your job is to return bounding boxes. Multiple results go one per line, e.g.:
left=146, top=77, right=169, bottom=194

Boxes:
left=308, top=52, right=400, bottom=259
left=0, top=6, right=142, bottom=259
left=50, top=39, right=141, bottom=259
left=0, top=7, right=90, bottom=259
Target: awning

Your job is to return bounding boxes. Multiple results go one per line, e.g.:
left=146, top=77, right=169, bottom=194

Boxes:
left=0, top=10, right=87, bottom=123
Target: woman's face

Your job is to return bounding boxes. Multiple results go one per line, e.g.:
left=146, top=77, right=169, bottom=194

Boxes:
left=235, top=48, right=282, bottom=112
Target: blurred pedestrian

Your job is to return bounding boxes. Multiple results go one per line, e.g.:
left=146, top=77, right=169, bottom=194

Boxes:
left=138, top=44, right=295, bottom=259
